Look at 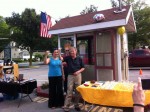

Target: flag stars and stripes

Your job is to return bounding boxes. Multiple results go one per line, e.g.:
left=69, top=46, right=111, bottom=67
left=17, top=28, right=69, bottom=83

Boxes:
left=40, top=12, right=52, bottom=38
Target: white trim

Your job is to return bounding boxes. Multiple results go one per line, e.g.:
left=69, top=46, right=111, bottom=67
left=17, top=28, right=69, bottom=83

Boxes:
left=73, top=34, right=76, bottom=47
left=126, top=6, right=131, bottom=24
left=117, top=33, right=122, bottom=81
left=124, top=33, right=129, bottom=80
left=131, top=6, right=137, bottom=32
left=48, top=19, right=126, bottom=35
left=58, top=35, right=61, bottom=49
left=125, top=5, right=137, bottom=32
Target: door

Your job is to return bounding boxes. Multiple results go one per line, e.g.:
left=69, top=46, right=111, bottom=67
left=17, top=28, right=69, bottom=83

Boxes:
left=77, top=36, right=95, bottom=81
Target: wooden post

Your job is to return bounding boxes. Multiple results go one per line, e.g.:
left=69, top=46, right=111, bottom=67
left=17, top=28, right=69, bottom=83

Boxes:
left=121, top=35, right=128, bottom=80
left=121, top=35, right=125, bottom=80
left=118, top=26, right=128, bottom=81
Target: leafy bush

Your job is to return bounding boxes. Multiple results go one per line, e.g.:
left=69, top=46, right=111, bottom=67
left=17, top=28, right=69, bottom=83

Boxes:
left=34, top=53, right=43, bottom=61
left=24, top=58, right=28, bottom=62
left=12, top=58, right=24, bottom=63
left=41, top=82, right=49, bottom=89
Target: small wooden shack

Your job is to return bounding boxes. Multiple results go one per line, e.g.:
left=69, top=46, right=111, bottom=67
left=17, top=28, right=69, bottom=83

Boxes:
left=48, top=5, right=136, bottom=81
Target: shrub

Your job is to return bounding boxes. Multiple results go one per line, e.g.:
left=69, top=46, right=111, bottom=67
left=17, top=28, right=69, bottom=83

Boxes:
left=12, top=58, right=24, bottom=63
left=41, top=82, right=49, bottom=89
left=34, top=53, right=43, bottom=61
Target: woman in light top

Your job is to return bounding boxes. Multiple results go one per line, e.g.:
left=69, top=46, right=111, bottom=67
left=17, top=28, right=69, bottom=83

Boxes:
left=44, top=48, right=64, bottom=109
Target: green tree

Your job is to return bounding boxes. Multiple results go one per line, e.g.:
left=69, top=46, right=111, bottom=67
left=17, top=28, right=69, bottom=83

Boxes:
left=6, top=9, right=57, bottom=66
left=0, top=16, right=10, bottom=52
left=34, top=53, right=43, bottom=61
left=110, top=0, right=149, bottom=50
left=80, top=5, right=98, bottom=15
left=34, top=35, right=58, bottom=52
left=126, top=0, right=149, bottom=50
left=129, top=7, right=150, bottom=49
left=110, top=0, right=146, bottom=9
left=110, top=0, right=118, bottom=8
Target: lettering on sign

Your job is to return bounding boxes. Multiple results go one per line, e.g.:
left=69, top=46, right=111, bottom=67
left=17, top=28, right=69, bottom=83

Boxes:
left=84, top=104, right=123, bottom=112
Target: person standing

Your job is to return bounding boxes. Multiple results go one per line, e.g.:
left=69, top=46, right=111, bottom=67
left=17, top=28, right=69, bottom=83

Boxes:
left=44, top=48, right=64, bottom=109
left=63, top=47, right=85, bottom=112
left=63, top=48, right=70, bottom=94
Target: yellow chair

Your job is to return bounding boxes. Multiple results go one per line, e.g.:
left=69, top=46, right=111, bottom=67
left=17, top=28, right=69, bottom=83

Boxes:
left=13, top=64, right=19, bottom=81
left=0, top=66, right=3, bottom=78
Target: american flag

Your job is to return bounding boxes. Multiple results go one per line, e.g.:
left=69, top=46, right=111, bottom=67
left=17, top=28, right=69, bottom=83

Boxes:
left=40, top=12, right=52, bottom=38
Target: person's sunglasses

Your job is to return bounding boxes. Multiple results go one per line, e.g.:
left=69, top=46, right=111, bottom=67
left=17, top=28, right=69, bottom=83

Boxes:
left=65, top=50, right=69, bottom=51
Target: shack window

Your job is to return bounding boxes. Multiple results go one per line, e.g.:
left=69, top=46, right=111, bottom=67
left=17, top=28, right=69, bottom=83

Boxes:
left=96, top=32, right=112, bottom=67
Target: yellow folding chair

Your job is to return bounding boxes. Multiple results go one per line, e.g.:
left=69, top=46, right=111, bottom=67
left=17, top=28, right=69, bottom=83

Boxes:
left=13, top=64, right=19, bottom=81
left=0, top=66, right=3, bottom=79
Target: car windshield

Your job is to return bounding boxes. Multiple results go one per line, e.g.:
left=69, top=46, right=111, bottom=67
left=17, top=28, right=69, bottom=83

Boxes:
left=134, top=50, right=144, bottom=55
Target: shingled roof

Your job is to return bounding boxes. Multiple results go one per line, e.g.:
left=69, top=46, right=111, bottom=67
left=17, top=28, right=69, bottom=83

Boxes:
left=49, top=5, right=136, bottom=35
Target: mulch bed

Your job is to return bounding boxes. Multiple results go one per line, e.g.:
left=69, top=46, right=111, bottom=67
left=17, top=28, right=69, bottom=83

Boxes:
left=36, top=86, right=48, bottom=98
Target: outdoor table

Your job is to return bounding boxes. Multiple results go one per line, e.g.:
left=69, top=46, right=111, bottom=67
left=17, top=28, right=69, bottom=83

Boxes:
left=77, top=81, right=150, bottom=108
left=0, top=79, right=37, bottom=107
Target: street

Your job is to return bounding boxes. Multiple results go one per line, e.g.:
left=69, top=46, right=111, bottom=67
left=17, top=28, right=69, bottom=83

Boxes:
left=129, top=68, right=150, bottom=82
left=19, top=64, right=48, bottom=86
left=18, top=64, right=150, bottom=86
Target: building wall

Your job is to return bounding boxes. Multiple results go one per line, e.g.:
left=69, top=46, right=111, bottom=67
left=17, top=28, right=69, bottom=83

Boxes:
left=11, top=47, right=21, bottom=58
left=0, top=47, right=21, bottom=59
left=0, top=41, right=30, bottom=59
left=0, top=41, right=44, bottom=60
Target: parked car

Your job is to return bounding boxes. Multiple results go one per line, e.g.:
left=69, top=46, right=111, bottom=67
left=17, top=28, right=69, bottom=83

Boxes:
left=129, top=49, right=150, bottom=67
left=0, top=60, right=4, bottom=66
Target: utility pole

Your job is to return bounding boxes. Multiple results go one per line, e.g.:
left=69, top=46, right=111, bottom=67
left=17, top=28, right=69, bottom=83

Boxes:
left=119, top=0, right=122, bottom=11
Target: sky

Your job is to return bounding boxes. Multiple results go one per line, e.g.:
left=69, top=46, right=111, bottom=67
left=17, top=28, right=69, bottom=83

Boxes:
left=0, top=0, right=111, bottom=19
left=0, top=0, right=150, bottom=23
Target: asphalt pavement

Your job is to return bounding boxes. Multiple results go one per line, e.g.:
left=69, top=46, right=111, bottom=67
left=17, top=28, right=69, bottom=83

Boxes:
left=0, top=92, right=65, bottom=112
